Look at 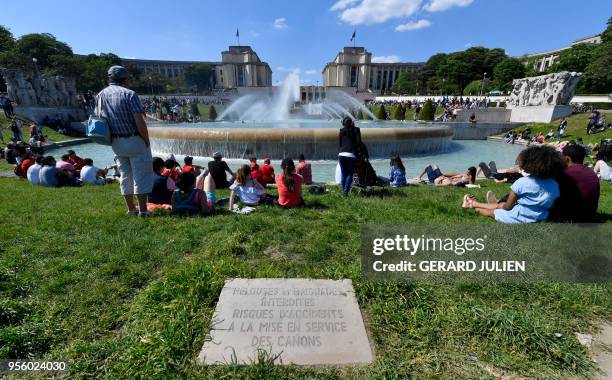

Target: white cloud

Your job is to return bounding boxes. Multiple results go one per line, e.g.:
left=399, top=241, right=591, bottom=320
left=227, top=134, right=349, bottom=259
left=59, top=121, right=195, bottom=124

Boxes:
left=304, top=69, right=318, bottom=75
left=276, top=66, right=300, bottom=74
left=330, top=0, right=358, bottom=11
left=300, top=79, right=313, bottom=85
left=334, top=0, right=422, bottom=25
left=395, top=19, right=431, bottom=31
left=464, top=42, right=472, bottom=48
left=372, top=55, right=401, bottom=63
left=273, top=18, right=288, bottom=29
left=423, top=0, right=473, bottom=12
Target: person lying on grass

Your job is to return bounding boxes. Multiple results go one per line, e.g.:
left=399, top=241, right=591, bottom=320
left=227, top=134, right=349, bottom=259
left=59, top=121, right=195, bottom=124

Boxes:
left=172, top=172, right=210, bottom=216
left=228, top=164, right=267, bottom=211
left=416, top=164, right=476, bottom=186
left=477, top=161, right=522, bottom=183
left=462, top=145, right=563, bottom=223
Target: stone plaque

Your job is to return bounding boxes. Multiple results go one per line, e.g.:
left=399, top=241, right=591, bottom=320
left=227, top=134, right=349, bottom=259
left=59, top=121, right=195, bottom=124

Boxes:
left=198, top=278, right=374, bottom=365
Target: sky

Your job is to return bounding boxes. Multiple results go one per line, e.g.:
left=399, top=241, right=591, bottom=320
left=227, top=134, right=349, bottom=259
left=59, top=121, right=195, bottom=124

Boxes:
left=1, top=0, right=610, bottom=85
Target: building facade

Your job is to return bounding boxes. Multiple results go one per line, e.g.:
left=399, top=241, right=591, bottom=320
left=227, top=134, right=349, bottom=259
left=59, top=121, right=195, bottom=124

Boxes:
left=323, top=47, right=424, bottom=94
left=120, top=45, right=272, bottom=90
left=522, top=34, right=602, bottom=73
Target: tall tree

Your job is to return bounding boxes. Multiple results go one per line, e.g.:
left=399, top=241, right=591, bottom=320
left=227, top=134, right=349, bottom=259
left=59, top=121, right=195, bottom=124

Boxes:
left=580, top=17, right=612, bottom=94
left=184, top=64, right=214, bottom=92
left=14, top=33, right=72, bottom=70
left=548, top=43, right=597, bottom=73
left=492, top=58, right=525, bottom=91
left=0, top=25, right=15, bottom=52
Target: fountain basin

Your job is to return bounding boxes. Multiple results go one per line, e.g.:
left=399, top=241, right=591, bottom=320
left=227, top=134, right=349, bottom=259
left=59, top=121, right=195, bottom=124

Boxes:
left=149, top=125, right=453, bottom=159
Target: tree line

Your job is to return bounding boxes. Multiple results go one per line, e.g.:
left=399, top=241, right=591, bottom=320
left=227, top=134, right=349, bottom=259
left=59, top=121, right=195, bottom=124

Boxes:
left=392, top=17, right=611, bottom=96
left=0, top=25, right=215, bottom=94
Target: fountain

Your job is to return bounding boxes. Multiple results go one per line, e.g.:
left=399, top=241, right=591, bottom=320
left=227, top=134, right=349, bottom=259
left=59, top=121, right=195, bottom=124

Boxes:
left=149, top=72, right=453, bottom=159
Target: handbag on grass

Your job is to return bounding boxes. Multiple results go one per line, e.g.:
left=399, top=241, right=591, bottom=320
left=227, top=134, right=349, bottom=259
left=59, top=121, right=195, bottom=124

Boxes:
left=86, top=94, right=112, bottom=145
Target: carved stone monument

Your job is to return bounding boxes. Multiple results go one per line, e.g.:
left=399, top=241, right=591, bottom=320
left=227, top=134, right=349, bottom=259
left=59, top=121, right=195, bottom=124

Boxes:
left=0, top=68, right=85, bottom=123
left=508, top=71, right=581, bottom=123
left=198, top=278, right=374, bottom=365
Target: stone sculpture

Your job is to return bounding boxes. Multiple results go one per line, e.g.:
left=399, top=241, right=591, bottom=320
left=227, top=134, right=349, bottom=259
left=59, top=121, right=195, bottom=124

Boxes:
left=0, top=68, right=79, bottom=108
left=509, top=71, right=581, bottom=107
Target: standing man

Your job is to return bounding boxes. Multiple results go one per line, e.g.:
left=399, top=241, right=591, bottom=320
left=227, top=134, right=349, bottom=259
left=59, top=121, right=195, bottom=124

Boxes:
left=98, top=66, right=153, bottom=216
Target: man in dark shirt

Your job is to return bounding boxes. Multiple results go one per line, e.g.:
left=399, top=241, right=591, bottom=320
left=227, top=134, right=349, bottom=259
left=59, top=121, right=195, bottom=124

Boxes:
left=561, top=144, right=600, bottom=221
left=207, top=152, right=234, bottom=189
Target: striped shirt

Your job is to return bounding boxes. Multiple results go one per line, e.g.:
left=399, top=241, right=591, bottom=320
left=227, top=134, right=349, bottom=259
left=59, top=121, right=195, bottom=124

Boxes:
left=97, top=84, right=144, bottom=136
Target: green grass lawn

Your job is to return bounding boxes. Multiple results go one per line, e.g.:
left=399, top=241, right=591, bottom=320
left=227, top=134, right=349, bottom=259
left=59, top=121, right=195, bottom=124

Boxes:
left=1, top=178, right=610, bottom=378
left=507, top=112, right=612, bottom=145
left=367, top=104, right=445, bottom=120
left=193, top=104, right=225, bottom=120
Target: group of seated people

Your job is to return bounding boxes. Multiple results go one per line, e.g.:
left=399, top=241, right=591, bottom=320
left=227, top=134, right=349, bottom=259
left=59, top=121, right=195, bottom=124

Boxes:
left=21, top=149, right=115, bottom=187
left=463, top=142, right=610, bottom=223
left=145, top=152, right=315, bottom=216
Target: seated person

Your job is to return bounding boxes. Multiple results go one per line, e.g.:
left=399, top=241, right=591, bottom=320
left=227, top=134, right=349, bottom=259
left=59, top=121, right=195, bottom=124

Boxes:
left=249, top=161, right=265, bottom=187
left=388, top=156, right=407, bottom=188
left=545, top=129, right=555, bottom=140
left=181, top=155, right=202, bottom=175
left=27, top=156, right=43, bottom=185
left=260, top=157, right=275, bottom=184
left=148, top=157, right=176, bottom=211
left=477, top=161, right=522, bottom=183
left=67, top=150, right=85, bottom=171
left=80, top=158, right=109, bottom=185
left=593, top=151, right=611, bottom=181
left=207, top=152, right=234, bottom=189
left=196, top=168, right=217, bottom=209
left=40, top=156, right=78, bottom=187
left=162, top=159, right=181, bottom=183
left=296, top=154, right=312, bottom=185
left=416, top=164, right=476, bottom=186
left=463, top=145, right=562, bottom=224
left=15, top=154, right=35, bottom=178
left=228, top=164, right=266, bottom=210
left=171, top=172, right=209, bottom=216
left=4, top=143, right=17, bottom=164
left=275, top=158, right=303, bottom=208
left=560, top=144, right=600, bottom=221
left=56, top=154, right=76, bottom=172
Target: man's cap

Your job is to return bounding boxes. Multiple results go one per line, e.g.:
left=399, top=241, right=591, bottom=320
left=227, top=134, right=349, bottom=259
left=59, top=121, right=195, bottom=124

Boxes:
left=107, top=66, right=129, bottom=81
left=212, top=152, right=223, bottom=159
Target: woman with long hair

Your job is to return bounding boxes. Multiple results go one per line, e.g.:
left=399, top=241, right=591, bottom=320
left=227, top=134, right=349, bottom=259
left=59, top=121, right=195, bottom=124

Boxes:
left=275, top=158, right=303, bottom=208
left=228, top=164, right=266, bottom=210
left=338, top=116, right=362, bottom=195
left=389, top=156, right=407, bottom=188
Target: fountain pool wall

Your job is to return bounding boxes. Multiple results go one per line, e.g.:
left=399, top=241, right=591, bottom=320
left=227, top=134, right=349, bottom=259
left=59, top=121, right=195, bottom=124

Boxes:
left=148, top=125, right=453, bottom=160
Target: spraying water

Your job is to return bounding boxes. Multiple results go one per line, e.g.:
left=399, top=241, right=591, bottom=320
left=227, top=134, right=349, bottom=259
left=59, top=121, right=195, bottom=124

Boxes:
left=217, top=72, right=376, bottom=121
